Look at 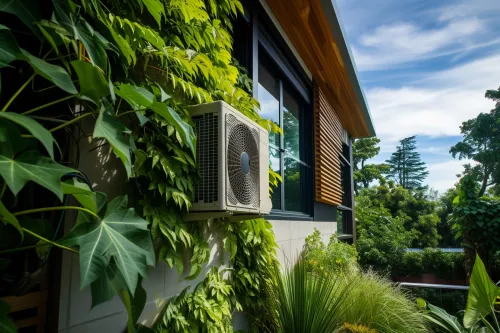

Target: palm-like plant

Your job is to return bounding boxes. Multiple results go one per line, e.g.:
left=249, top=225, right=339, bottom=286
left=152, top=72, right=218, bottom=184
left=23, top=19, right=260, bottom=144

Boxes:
left=265, top=258, right=355, bottom=333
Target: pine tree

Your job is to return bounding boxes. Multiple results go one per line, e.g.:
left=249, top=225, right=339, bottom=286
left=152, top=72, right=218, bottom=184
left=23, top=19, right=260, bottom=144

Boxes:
left=386, top=136, right=429, bottom=189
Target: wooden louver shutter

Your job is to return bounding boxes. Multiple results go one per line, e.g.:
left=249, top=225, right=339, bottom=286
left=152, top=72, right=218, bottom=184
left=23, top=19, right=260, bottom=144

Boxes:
left=314, top=85, right=344, bottom=206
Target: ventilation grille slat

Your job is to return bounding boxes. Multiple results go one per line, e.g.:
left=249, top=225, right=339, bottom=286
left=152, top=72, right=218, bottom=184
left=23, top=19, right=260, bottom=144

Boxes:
left=193, top=113, right=218, bottom=204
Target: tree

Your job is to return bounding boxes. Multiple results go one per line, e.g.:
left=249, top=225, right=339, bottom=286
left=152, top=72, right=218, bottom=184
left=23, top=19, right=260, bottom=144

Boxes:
left=386, top=136, right=429, bottom=189
left=357, top=181, right=441, bottom=248
left=436, top=188, right=462, bottom=247
left=352, top=137, right=389, bottom=194
left=450, top=87, right=500, bottom=197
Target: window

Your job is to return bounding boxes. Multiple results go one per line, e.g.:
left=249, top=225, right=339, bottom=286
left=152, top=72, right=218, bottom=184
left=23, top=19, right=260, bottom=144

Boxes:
left=258, top=53, right=311, bottom=214
left=338, top=140, right=354, bottom=240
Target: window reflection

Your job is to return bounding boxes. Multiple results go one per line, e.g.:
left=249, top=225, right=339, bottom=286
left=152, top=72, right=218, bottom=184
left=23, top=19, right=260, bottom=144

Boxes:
left=284, top=154, right=301, bottom=212
left=270, top=147, right=281, bottom=210
left=258, top=65, right=280, bottom=147
left=283, top=87, right=300, bottom=160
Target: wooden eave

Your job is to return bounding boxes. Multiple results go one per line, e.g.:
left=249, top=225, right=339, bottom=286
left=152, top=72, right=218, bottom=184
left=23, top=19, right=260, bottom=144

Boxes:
left=264, top=0, right=376, bottom=138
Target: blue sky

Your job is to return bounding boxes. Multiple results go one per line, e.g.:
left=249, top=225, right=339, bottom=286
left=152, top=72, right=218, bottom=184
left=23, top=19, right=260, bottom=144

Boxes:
left=336, top=0, right=500, bottom=192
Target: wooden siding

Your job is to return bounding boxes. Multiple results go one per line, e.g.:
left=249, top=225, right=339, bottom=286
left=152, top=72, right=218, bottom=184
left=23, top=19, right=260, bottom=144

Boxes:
left=264, top=0, right=371, bottom=137
left=314, top=85, right=343, bottom=206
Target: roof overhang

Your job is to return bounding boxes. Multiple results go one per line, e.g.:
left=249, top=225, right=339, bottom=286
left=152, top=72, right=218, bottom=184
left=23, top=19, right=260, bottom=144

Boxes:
left=264, top=0, right=376, bottom=138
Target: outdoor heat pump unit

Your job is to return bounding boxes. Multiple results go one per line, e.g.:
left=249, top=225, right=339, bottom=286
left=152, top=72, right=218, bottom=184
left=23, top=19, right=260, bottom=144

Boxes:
left=187, top=101, right=271, bottom=218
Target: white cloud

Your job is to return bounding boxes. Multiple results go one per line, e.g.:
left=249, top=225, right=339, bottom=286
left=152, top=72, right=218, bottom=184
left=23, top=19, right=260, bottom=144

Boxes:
left=367, top=53, right=500, bottom=142
left=426, top=160, right=478, bottom=192
left=353, top=17, right=500, bottom=70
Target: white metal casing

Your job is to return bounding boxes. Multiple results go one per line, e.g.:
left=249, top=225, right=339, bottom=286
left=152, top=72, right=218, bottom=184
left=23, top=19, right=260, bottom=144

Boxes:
left=188, top=101, right=271, bottom=215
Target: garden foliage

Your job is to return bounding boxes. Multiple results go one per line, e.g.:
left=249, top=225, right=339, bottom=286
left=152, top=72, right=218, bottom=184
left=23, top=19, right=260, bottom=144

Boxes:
left=0, top=0, right=280, bottom=331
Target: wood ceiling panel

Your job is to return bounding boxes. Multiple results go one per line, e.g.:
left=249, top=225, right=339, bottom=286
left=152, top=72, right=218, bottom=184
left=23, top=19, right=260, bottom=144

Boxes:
left=265, top=0, right=370, bottom=137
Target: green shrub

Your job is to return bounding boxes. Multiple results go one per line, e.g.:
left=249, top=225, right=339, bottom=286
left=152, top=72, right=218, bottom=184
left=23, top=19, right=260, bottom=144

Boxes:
left=408, top=288, right=467, bottom=317
left=303, top=229, right=359, bottom=275
left=342, top=272, right=430, bottom=333
left=397, top=249, right=465, bottom=280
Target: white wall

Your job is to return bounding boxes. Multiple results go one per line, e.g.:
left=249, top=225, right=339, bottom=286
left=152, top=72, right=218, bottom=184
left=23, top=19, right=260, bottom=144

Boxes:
left=270, top=220, right=337, bottom=265
left=57, top=120, right=337, bottom=332
left=58, top=118, right=228, bottom=332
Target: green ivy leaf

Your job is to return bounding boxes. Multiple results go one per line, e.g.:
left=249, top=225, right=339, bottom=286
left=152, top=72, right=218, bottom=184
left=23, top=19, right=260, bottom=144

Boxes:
left=0, top=25, right=21, bottom=68
left=62, top=196, right=154, bottom=296
left=149, top=102, right=196, bottom=155
left=141, top=0, right=165, bottom=27
left=71, top=60, right=110, bottom=103
left=0, top=300, right=16, bottom=333
left=0, top=200, right=22, bottom=239
left=224, top=234, right=237, bottom=260
left=115, top=83, right=155, bottom=110
left=0, top=150, right=75, bottom=200
left=0, top=112, right=56, bottom=159
left=0, top=0, right=41, bottom=34
left=62, top=178, right=97, bottom=213
left=52, top=3, right=108, bottom=71
left=20, top=49, right=77, bottom=94
left=93, top=105, right=136, bottom=177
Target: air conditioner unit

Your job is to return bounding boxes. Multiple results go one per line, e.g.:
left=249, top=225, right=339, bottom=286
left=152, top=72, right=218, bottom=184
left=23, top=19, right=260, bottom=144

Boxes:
left=187, top=101, right=271, bottom=217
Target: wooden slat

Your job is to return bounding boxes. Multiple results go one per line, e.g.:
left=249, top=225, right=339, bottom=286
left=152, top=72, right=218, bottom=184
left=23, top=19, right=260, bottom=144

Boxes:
left=1, top=291, right=47, bottom=333
left=313, top=85, right=345, bottom=206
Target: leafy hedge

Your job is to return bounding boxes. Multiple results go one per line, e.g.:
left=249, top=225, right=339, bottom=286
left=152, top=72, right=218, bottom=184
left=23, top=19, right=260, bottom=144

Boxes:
left=397, top=249, right=466, bottom=280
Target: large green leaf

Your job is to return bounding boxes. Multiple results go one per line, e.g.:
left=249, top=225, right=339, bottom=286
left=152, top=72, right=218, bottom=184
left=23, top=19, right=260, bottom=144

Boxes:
left=149, top=102, right=196, bottom=155
left=141, top=0, right=165, bottom=26
left=0, top=150, right=75, bottom=200
left=115, top=83, right=155, bottom=109
left=93, top=105, right=136, bottom=177
left=53, top=3, right=108, bottom=71
left=62, top=178, right=97, bottom=213
left=0, top=200, right=22, bottom=238
left=0, top=25, right=21, bottom=68
left=0, top=300, right=16, bottom=333
left=464, top=255, right=500, bottom=328
left=61, top=195, right=154, bottom=295
left=71, top=60, right=110, bottom=103
left=0, top=112, right=55, bottom=158
left=20, top=49, right=77, bottom=94
left=421, top=299, right=468, bottom=333
left=0, top=0, right=40, bottom=34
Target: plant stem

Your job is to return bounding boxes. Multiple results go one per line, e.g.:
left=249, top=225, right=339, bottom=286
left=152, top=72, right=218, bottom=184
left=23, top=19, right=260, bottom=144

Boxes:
left=22, top=95, right=76, bottom=115
left=0, top=182, right=7, bottom=200
left=0, top=242, right=47, bottom=254
left=21, top=112, right=96, bottom=139
left=118, top=109, right=145, bottom=118
left=22, top=228, right=79, bottom=254
left=121, top=290, right=135, bottom=333
left=13, top=206, right=100, bottom=219
left=1, top=74, right=36, bottom=112
left=48, top=112, right=95, bottom=132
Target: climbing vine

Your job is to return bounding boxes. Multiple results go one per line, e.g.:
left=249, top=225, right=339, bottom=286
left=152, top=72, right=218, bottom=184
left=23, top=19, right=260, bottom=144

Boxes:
left=0, top=0, right=280, bottom=332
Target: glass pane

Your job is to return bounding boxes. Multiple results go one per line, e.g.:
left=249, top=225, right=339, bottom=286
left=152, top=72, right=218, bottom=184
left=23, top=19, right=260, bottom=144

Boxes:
left=337, top=209, right=344, bottom=235
left=269, top=147, right=281, bottom=210
left=284, top=154, right=301, bottom=212
left=283, top=87, right=300, bottom=159
left=258, top=65, right=280, bottom=147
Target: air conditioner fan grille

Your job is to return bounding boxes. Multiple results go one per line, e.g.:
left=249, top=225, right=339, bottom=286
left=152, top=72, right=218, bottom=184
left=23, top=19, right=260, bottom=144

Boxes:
left=226, top=114, right=260, bottom=208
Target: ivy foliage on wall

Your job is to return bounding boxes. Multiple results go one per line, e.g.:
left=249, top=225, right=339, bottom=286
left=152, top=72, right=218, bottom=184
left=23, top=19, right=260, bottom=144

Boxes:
left=0, top=0, right=279, bottom=332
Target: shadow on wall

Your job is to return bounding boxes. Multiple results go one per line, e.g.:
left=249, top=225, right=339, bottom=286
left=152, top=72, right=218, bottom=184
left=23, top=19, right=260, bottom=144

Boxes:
left=58, top=115, right=234, bottom=332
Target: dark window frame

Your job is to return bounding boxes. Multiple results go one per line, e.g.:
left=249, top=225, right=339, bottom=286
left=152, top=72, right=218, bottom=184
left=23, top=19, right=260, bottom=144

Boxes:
left=337, top=139, right=356, bottom=241
left=233, top=3, right=314, bottom=219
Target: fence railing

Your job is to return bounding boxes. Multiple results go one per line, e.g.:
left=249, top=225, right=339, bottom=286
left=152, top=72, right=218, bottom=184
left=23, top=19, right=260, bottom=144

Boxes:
left=398, top=282, right=468, bottom=314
